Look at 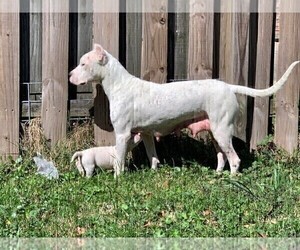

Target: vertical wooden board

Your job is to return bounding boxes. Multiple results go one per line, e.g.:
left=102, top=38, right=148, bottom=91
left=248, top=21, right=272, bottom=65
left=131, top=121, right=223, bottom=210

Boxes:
left=126, top=0, right=142, bottom=77
left=30, top=0, right=42, bottom=85
left=250, top=0, right=275, bottom=150
left=0, top=1, right=19, bottom=159
left=188, top=0, right=214, bottom=80
left=219, top=0, right=250, bottom=141
left=41, top=1, right=69, bottom=146
left=274, top=1, right=300, bottom=153
left=78, top=0, right=93, bottom=58
left=92, top=0, right=119, bottom=146
left=77, top=0, right=93, bottom=97
left=187, top=0, right=213, bottom=141
left=141, top=0, right=168, bottom=83
left=173, top=0, right=189, bottom=80
left=93, top=0, right=119, bottom=58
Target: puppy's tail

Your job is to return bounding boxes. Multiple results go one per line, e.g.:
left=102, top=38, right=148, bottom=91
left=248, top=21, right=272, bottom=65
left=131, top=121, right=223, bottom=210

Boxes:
left=71, top=151, right=86, bottom=176
left=229, top=60, right=300, bottom=97
left=71, top=151, right=83, bottom=162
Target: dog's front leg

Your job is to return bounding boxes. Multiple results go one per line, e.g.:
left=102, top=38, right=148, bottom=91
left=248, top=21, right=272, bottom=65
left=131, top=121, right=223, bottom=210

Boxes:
left=114, top=133, right=131, bottom=177
left=142, top=134, right=160, bottom=170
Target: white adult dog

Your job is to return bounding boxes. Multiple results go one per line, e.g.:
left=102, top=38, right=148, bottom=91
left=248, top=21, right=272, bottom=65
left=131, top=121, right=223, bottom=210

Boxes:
left=71, top=133, right=142, bottom=177
left=70, top=43, right=299, bottom=177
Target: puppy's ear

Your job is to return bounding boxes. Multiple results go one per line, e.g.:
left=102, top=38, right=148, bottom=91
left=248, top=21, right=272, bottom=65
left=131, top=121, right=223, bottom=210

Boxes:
left=93, top=43, right=108, bottom=65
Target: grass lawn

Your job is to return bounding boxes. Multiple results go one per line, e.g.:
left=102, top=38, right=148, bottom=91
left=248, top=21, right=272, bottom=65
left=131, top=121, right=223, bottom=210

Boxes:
left=0, top=122, right=299, bottom=237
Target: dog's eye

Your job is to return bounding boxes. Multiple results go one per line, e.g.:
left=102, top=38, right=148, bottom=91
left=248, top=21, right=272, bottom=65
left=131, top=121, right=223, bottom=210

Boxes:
left=81, top=63, right=85, bottom=67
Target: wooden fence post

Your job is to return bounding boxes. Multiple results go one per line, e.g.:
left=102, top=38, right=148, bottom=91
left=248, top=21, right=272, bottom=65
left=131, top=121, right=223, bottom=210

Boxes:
left=250, top=0, right=275, bottom=150
left=93, top=0, right=119, bottom=146
left=219, top=0, right=251, bottom=142
left=0, top=1, right=20, bottom=159
left=41, top=0, right=69, bottom=146
left=274, top=0, right=300, bottom=153
left=141, top=0, right=168, bottom=83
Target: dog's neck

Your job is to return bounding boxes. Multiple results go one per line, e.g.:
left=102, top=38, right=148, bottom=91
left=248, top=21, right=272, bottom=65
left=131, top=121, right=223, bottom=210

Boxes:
left=100, top=52, right=136, bottom=99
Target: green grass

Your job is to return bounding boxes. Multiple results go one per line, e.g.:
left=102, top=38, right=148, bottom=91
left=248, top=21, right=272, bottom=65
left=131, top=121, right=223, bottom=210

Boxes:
left=0, top=136, right=299, bottom=237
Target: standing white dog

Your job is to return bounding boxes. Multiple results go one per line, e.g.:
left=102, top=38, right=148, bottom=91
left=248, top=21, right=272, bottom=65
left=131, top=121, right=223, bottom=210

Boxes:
left=69, top=43, right=299, bottom=177
left=71, top=133, right=142, bottom=177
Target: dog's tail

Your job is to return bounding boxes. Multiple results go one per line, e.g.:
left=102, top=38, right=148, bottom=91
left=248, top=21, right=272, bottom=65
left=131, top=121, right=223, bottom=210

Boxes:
left=228, top=60, right=299, bottom=97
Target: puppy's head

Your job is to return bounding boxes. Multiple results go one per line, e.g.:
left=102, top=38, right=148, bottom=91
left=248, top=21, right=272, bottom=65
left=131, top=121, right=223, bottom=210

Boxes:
left=69, top=44, right=108, bottom=85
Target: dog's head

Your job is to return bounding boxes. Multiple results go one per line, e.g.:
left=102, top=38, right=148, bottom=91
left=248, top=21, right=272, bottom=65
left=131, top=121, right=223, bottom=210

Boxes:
left=69, top=44, right=108, bottom=85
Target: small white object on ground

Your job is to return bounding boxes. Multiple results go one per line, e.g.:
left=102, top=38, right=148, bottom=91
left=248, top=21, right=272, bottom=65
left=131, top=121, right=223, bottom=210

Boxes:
left=33, top=154, right=59, bottom=180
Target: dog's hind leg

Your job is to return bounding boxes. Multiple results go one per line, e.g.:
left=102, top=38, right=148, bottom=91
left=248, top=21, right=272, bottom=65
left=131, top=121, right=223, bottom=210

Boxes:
left=115, top=133, right=131, bottom=177
left=142, top=134, right=160, bottom=170
left=210, top=132, right=227, bottom=172
left=211, top=126, right=240, bottom=175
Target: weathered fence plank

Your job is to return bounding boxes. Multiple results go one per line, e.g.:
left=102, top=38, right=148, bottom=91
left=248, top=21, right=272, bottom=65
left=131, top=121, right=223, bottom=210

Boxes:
left=30, top=0, right=42, bottom=88
left=250, top=0, right=275, bottom=150
left=0, top=1, right=20, bottom=159
left=41, top=0, right=69, bottom=146
left=93, top=0, right=119, bottom=146
left=126, top=0, right=142, bottom=77
left=141, top=0, right=168, bottom=83
left=77, top=0, right=93, bottom=98
left=274, top=1, right=300, bottom=153
left=187, top=0, right=214, bottom=141
left=219, top=0, right=251, bottom=141
left=188, top=0, right=214, bottom=80
left=173, top=0, right=189, bottom=80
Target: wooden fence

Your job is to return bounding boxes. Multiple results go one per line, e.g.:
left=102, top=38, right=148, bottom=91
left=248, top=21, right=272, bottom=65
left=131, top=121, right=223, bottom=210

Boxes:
left=0, top=0, right=300, bottom=159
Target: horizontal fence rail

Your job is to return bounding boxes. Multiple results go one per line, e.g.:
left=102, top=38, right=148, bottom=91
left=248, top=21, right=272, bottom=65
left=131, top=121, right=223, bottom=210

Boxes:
left=0, top=0, right=299, bottom=159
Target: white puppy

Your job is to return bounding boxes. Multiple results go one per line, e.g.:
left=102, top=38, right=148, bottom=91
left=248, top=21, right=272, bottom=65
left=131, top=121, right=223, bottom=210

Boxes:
left=71, top=133, right=141, bottom=177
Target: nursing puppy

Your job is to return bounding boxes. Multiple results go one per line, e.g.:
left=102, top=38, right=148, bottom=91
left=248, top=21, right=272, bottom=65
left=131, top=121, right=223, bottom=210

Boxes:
left=69, top=43, right=299, bottom=177
left=71, top=133, right=142, bottom=177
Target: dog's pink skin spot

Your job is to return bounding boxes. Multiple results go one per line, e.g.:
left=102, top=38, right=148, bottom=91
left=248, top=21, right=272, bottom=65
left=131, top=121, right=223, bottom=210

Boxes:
left=173, top=115, right=210, bottom=137
left=187, top=119, right=210, bottom=137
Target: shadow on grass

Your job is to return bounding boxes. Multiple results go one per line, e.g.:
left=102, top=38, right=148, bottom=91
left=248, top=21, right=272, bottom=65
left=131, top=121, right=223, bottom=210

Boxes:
left=130, top=133, right=255, bottom=172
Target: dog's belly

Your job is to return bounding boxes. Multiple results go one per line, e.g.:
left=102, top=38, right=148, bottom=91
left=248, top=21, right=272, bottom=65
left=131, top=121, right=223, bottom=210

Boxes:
left=132, top=112, right=210, bottom=137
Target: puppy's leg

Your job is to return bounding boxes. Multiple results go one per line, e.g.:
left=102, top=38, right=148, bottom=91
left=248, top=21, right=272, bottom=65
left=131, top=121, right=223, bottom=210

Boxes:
left=114, top=133, right=131, bottom=177
left=142, top=134, right=160, bottom=170
left=75, top=158, right=86, bottom=176
left=209, top=132, right=227, bottom=172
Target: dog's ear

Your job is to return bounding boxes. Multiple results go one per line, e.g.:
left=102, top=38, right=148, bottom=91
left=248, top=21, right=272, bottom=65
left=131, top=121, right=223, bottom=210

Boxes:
left=93, top=43, right=108, bottom=65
